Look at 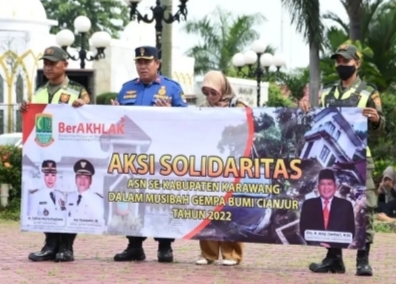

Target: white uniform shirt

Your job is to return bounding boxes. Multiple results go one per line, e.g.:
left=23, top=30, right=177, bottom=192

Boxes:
left=67, top=190, right=104, bottom=221
left=28, top=189, right=66, bottom=218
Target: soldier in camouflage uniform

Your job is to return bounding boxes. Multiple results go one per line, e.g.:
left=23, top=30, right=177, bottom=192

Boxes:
left=22, top=46, right=89, bottom=262
left=301, top=44, right=385, bottom=277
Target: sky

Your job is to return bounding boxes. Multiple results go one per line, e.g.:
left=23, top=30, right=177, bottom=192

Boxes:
left=134, top=0, right=349, bottom=70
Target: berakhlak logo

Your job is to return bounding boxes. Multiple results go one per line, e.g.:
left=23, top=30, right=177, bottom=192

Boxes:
left=34, top=113, right=54, bottom=147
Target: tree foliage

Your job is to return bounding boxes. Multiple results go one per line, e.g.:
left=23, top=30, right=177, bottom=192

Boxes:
left=323, top=0, right=396, bottom=91
left=265, top=83, right=294, bottom=107
left=281, top=0, right=323, bottom=106
left=183, top=6, right=273, bottom=75
left=41, top=0, right=129, bottom=46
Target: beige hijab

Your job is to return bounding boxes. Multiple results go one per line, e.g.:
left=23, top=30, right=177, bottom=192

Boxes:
left=200, top=70, right=238, bottom=107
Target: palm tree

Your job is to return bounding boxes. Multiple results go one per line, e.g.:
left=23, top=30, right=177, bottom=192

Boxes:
left=343, top=0, right=364, bottom=41
left=160, top=0, right=173, bottom=77
left=323, top=0, right=396, bottom=91
left=182, top=7, right=273, bottom=75
left=281, top=0, right=324, bottom=106
left=324, top=0, right=384, bottom=41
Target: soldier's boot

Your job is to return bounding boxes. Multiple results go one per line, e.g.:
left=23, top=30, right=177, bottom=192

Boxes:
left=113, top=237, right=146, bottom=262
left=28, top=233, right=59, bottom=261
left=157, top=240, right=173, bottom=263
left=356, top=243, right=373, bottom=276
left=309, top=248, right=345, bottom=273
left=55, top=233, right=76, bottom=262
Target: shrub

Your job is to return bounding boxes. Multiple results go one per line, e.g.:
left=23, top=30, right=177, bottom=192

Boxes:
left=266, top=83, right=294, bottom=107
left=0, top=146, right=22, bottom=201
left=96, top=92, right=118, bottom=105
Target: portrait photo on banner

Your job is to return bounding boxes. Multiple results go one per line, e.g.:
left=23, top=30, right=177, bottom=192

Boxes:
left=21, top=109, right=108, bottom=234
left=192, top=107, right=367, bottom=250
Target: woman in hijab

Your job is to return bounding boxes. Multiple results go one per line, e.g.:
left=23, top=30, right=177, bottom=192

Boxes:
left=196, top=70, right=247, bottom=266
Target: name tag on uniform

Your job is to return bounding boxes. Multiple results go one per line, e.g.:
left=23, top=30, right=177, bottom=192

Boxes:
left=123, top=91, right=137, bottom=99
left=69, top=203, right=74, bottom=206
left=39, top=202, right=47, bottom=205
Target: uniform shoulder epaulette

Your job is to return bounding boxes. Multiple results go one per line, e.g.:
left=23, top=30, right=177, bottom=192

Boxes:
left=364, top=83, right=377, bottom=94
left=322, top=81, right=337, bottom=89
left=95, top=192, right=103, bottom=198
left=122, top=78, right=138, bottom=86
left=68, top=80, right=85, bottom=91
left=163, top=77, right=181, bottom=86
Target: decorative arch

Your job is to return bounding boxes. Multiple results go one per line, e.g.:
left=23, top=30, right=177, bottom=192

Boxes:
left=15, top=73, right=25, bottom=103
left=0, top=49, right=37, bottom=132
left=0, top=74, right=3, bottom=103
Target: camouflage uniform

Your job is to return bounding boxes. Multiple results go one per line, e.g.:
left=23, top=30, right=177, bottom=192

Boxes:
left=28, top=46, right=90, bottom=263
left=309, top=44, right=385, bottom=277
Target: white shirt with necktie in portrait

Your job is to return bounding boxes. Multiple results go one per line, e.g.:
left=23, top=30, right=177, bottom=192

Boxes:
left=67, top=190, right=104, bottom=222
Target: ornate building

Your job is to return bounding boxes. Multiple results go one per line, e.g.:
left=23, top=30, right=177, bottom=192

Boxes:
left=0, top=0, right=56, bottom=134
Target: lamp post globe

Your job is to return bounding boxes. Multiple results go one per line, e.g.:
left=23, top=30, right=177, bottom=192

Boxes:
left=232, top=53, right=245, bottom=67
left=251, top=40, right=267, bottom=54
left=90, top=31, right=112, bottom=48
left=260, top=53, right=273, bottom=68
left=74, top=16, right=91, bottom=33
left=243, top=50, right=258, bottom=65
left=55, top=29, right=75, bottom=47
left=273, top=54, right=286, bottom=69
left=124, top=0, right=142, bottom=4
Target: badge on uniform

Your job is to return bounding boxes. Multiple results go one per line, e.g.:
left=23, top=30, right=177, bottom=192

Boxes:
left=155, top=86, right=168, bottom=99
left=81, top=89, right=90, bottom=103
left=43, top=209, right=49, bottom=216
left=60, top=93, right=70, bottom=103
left=371, top=92, right=381, bottom=107
left=123, top=90, right=137, bottom=99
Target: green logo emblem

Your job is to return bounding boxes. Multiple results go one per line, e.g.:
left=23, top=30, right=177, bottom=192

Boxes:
left=34, top=113, right=54, bottom=147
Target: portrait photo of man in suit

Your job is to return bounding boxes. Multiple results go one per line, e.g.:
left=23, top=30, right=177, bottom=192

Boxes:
left=299, top=168, right=355, bottom=248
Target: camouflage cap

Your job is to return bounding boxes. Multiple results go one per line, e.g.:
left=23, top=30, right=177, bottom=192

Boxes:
left=39, top=46, right=68, bottom=62
left=330, top=44, right=360, bottom=60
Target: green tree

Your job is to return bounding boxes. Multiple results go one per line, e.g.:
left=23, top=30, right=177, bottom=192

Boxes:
left=278, top=68, right=309, bottom=102
left=161, top=0, right=173, bottom=77
left=42, top=0, right=129, bottom=45
left=323, top=0, right=396, bottom=91
left=265, top=83, right=294, bottom=107
left=281, top=0, right=324, bottom=106
left=183, top=7, right=273, bottom=75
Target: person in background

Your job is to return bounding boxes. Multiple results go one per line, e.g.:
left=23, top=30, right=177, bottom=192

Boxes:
left=196, top=70, right=246, bottom=266
left=111, top=45, right=187, bottom=263
left=300, top=44, right=385, bottom=277
left=22, top=46, right=89, bottom=262
left=376, top=166, right=396, bottom=217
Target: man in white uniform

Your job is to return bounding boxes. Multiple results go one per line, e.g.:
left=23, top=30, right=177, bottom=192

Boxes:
left=28, top=160, right=67, bottom=262
left=68, top=159, right=104, bottom=221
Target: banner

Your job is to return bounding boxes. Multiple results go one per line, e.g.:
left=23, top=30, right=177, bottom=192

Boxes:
left=21, top=104, right=368, bottom=249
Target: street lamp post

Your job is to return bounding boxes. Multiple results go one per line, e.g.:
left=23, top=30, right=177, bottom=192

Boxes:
left=55, top=16, right=112, bottom=69
left=124, top=0, right=188, bottom=66
left=232, top=40, right=285, bottom=106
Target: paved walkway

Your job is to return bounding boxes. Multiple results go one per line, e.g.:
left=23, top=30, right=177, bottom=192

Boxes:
left=0, top=221, right=394, bottom=284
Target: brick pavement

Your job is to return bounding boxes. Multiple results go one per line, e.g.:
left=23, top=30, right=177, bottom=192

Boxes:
left=0, top=220, right=394, bottom=284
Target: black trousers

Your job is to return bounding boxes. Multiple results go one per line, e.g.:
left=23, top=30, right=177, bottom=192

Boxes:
left=376, top=199, right=396, bottom=217
left=126, top=236, right=174, bottom=244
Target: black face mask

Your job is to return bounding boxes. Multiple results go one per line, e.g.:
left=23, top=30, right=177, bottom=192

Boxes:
left=336, top=65, right=356, bottom=80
